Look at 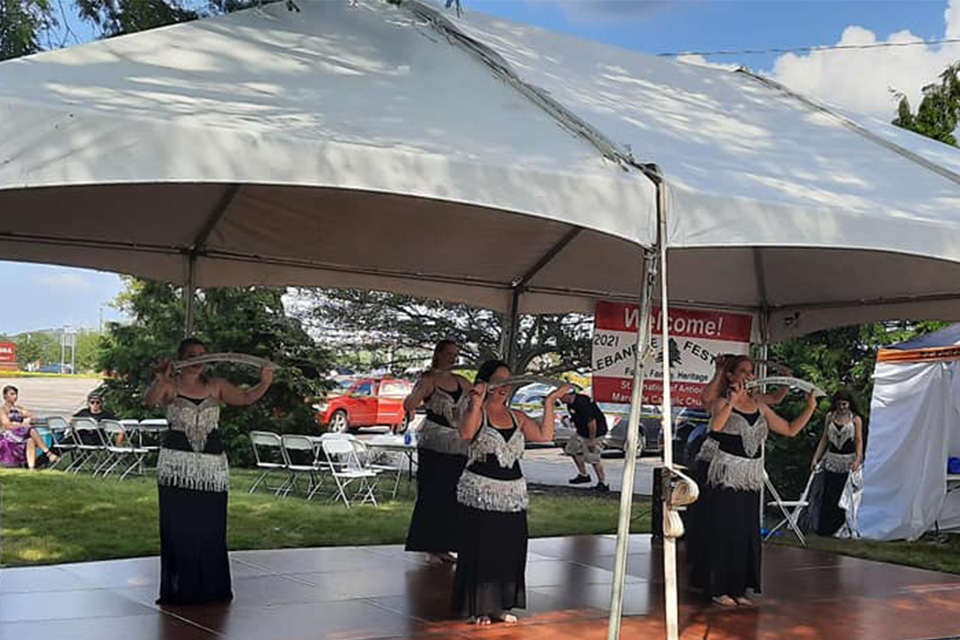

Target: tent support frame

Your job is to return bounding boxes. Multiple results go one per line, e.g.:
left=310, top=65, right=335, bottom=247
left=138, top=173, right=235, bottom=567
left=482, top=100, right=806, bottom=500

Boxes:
left=502, top=227, right=582, bottom=368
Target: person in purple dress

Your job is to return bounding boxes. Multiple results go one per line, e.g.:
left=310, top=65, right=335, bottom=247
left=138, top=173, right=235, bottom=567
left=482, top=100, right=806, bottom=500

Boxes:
left=0, top=385, right=60, bottom=469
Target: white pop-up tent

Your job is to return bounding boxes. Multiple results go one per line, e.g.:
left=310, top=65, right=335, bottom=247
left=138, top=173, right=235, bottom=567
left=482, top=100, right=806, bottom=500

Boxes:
left=6, top=1, right=960, bottom=638
left=860, top=324, right=960, bottom=540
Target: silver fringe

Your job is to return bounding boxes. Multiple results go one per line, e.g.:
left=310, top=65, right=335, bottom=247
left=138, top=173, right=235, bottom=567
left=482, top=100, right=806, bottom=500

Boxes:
left=167, top=397, right=220, bottom=453
left=704, top=446, right=765, bottom=491
left=822, top=451, right=856, bottom=473
left=157, top=448, right=229, bottom=493
left=722, top=412, right=768, bottom=458
left=418, top=420, right=469, bottom=456
left=456, top=470, right=528, bottom=512
left=828, top=421, right=855, bottom=450
left=467, top=425, right=525, bottom=468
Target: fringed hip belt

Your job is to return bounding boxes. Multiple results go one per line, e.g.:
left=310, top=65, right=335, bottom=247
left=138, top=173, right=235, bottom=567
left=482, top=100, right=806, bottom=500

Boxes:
left=697, top=438, right=764, bottom=492
left=418, top=419, right=469, bottom=457
left=157, top=448, right=229, bottom=493
left=457, top=469, right=528, bottom=513
left=822, top=451, right=856, bottom=473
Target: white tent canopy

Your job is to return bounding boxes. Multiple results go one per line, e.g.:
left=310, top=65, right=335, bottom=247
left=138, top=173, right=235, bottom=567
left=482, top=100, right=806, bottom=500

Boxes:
left=860, top=324, right=960, bottom=540
left=0, top=0, right=656, bottom=314
left=447, top=7, right=960, bottom=338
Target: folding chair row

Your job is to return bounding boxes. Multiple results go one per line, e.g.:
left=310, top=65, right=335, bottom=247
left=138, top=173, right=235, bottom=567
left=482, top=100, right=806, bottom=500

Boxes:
left=47, top=417, right=159, bottom=480
left=248, top=431, right=382, bottom=507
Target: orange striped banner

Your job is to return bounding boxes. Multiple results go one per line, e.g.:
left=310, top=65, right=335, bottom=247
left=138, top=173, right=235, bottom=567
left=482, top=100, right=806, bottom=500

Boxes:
left=877, top=346, right=960, bottom=363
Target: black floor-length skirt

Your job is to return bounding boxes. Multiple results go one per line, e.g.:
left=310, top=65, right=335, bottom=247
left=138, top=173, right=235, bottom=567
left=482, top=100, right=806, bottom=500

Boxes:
left=157, top=485, right=232, bottom=605
left=817, top=470, right=849, bottom=536
left=453, top=504, right=527, bottom=616
left=685, top=460, right=713, bottom=590
left=699, top=487, right=762, bottom=598
left=405, top=448, right=466, bottom=553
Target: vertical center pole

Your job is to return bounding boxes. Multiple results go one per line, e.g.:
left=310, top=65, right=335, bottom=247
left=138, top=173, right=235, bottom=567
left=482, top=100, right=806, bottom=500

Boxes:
left=605, top=247, right=658, bottom=640
left=502, top=287, right=521, bottom=371
left=656, top=187, right=680, bottom=640
left=184, top=256, right=197, bottom=337
left=757, top=312, right=770, bottom=530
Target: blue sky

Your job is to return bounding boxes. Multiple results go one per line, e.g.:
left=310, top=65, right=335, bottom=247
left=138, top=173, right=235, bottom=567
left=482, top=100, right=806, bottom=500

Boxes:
left=2, top=0, right=954, bottom=335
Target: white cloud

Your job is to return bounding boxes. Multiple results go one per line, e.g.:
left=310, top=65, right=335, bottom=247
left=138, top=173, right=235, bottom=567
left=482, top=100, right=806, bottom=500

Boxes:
left=770, top=0, right=960, bottom=118
left=37, top=271, right=94, bottom=291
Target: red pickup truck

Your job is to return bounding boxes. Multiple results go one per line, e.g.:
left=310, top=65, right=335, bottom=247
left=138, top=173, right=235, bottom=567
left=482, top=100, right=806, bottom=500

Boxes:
left=315, top=377, right=414, bottom=433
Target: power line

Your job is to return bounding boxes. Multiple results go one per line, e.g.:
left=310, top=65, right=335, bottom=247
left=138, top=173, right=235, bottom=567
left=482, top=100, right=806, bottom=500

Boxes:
left=658, top=36, right=960, bottom=58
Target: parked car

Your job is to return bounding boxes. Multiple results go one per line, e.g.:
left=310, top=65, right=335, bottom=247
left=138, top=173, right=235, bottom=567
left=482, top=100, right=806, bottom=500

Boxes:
left=315, top=376, right=414, bottom=433
left=510, top=384, right=572, bottom=448
left=602, top=405, right=711, bottom=458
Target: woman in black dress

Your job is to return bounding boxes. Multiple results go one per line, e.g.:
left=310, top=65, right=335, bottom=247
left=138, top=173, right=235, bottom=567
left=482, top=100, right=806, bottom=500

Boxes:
left=695, top=355, right=817, bottom=606
left=452, top=359, right=569, bottom=624
left=810, top=390, right=863, bottom=536
left=145, top=338, right=273, bottom=605
left=404, top=340, right=472, bottom=564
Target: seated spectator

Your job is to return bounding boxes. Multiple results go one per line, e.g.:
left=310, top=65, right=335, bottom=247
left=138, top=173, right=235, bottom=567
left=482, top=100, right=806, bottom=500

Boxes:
left=73, top=392, right=117, bottom=421
left=73, top=392, right=120, bottom=445
left=0, top=385, right=59, bottom=469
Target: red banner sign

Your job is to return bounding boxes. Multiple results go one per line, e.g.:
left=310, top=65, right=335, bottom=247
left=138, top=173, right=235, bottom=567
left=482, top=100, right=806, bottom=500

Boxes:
left=592, top=301, right=754, bottom=406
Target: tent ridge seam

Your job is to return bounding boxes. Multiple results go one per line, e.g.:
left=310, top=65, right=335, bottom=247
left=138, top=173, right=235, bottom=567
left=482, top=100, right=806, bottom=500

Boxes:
left=401, top=0, right=657, bottom=181
left=735, top=67, right=960, bottom=189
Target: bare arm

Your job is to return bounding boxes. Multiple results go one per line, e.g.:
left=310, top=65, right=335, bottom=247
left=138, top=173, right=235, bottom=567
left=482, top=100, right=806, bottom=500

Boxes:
left=459, top=382, right=487, bottom=440
left=519, top=384, right=570, bottom=443
left=810, top=416, right=830, bottom=470
left=761, top=385, right=790, bottom=406
left=762, top=392, right=818, bottom=437
left=403, top=373, right=435, bottom=414
left=700, top=355, right=727, bottom=406
left=853, top=415, right=864, bottom=470
left=144, top=360, right=175, bottom=407
left=216, top=368, right=274, bottom=407
left=0, top=409, right=11, bottom=430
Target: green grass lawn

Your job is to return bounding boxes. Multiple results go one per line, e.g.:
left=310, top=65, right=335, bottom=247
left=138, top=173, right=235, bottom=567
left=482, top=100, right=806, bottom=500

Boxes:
left=0, top=468, right=651, bottom=566
left=773, top=531, right=960, bottom=575
left=5, top=467, right=959, bottom=576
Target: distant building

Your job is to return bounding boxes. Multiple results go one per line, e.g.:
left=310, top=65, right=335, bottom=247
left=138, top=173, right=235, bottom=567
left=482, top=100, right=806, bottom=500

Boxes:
left=0, top=342, right=17, bottom=372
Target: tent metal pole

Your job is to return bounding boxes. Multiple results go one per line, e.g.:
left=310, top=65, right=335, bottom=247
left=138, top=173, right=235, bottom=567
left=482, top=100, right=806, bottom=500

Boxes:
left=184, top=256, right=196, bottom=337
left=757, top=310, right=770, bottom=540
left=605, top=246, right=658, bottom=640
left=656, top=184, right=680, bottom=640
left=502, top=287, right=521, bottom=370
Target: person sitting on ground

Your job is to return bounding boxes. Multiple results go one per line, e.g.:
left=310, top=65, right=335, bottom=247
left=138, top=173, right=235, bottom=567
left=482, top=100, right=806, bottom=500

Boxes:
left=561, top=388, right=609, bottom=492
left=0, top=385, right=59, bottom=469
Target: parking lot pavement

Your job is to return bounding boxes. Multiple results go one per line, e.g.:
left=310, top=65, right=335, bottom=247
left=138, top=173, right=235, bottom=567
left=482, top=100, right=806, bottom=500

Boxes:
left=0, top=376, right=102, bottom=417
left=521, top=446, right=655, bottom=496
left=352, top=426, right=655, bottom=497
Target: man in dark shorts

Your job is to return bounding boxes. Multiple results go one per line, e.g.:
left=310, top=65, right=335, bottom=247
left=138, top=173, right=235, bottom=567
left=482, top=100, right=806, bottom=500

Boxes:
left=560, top=389, right=609, bottom=492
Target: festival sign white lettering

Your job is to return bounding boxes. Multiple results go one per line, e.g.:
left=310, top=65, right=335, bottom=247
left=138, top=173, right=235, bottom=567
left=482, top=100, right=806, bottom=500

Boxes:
left=592, top=301, right=755, bottom=406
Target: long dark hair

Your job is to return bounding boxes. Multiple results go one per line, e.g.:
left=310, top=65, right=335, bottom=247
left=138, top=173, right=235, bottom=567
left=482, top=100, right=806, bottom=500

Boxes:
left=476, top=359, right=510, bottom=383
left=831, top=388, right=860, bottom=415
left=430, top=339, right=458, bottom=371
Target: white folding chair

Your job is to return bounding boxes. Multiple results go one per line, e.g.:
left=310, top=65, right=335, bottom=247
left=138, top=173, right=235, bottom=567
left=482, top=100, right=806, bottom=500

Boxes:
left=322, top=438, right=379, bottom=508
left=764, top=470, right=816, bottom=546
left=248, top=431, right=288, bottom=495
left=99, top=419, right=147, bottom=480
left=281, top=434, right=328, bottom=500
left=69, top=418, right=105, bottom=474
left=45, top=416, right=73, bottom=469
left=359, top=440, right=405, bottom=500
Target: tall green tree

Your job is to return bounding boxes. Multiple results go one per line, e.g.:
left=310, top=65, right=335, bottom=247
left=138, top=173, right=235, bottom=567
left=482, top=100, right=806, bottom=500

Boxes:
left=893, top=62, right=960, bottom=146
left=291, top=288, right=593, bottom=375
left=99, top=278, right=332, bottom=465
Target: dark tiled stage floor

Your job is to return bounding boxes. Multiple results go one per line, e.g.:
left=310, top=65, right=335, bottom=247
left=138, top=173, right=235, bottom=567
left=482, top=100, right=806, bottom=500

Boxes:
left=2, top=535, right=960, bottom=640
